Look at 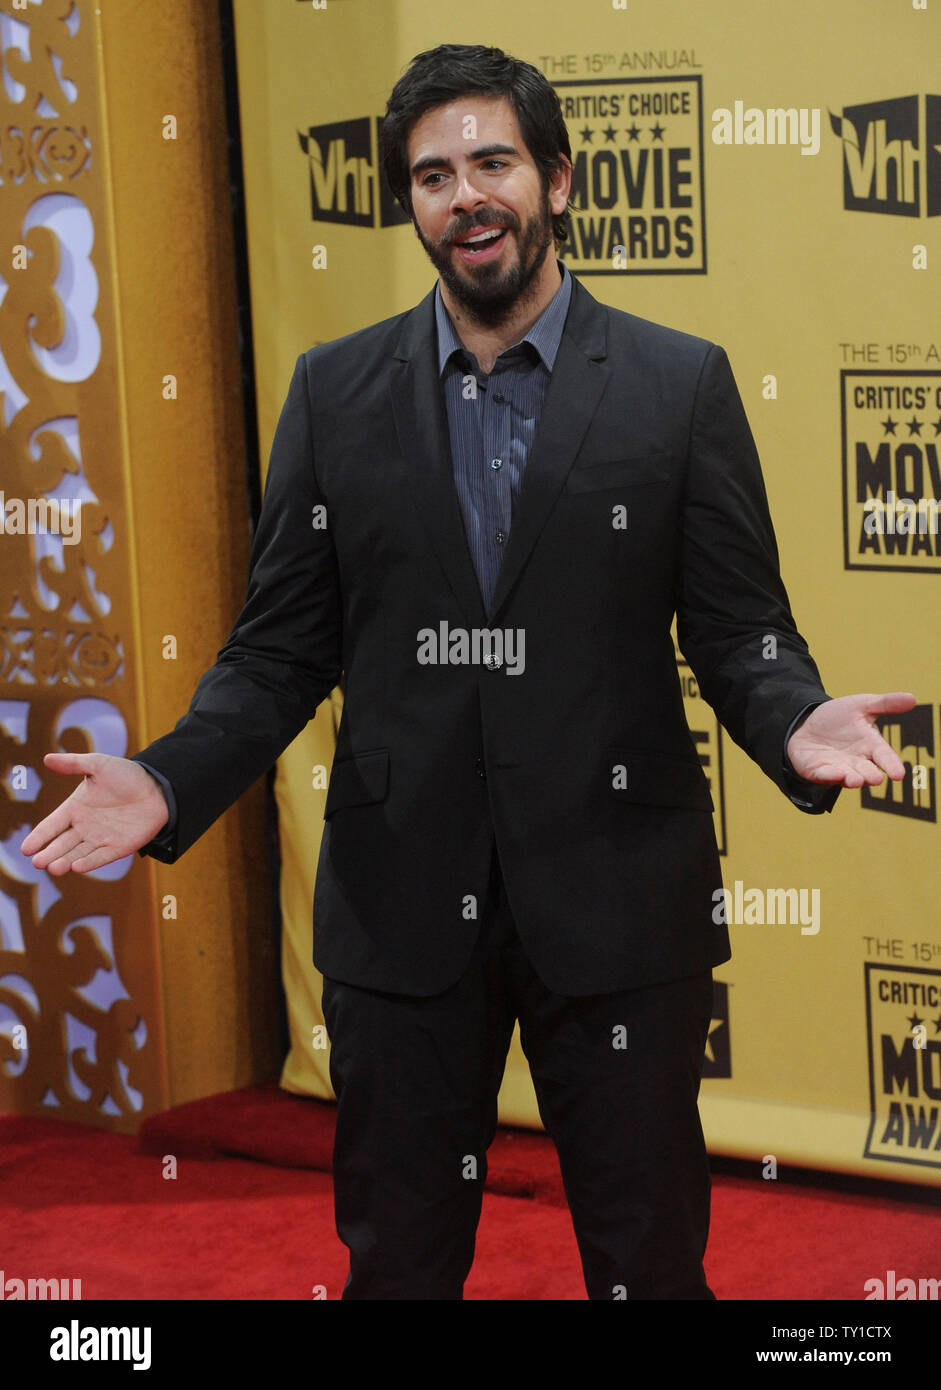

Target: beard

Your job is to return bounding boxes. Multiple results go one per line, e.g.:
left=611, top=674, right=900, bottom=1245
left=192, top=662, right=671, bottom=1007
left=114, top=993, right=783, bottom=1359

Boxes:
left=414, top=194, right=555, bottom=328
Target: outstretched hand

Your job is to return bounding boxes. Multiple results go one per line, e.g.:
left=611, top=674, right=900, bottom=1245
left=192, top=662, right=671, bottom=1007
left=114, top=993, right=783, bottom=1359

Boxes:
left=786, top=692, right=917, bottom=788
left=20, top=753, right=170, bottom=876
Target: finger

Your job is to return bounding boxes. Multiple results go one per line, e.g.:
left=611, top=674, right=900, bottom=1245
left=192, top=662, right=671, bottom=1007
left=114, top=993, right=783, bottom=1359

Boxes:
left=867, top=739, right=907, bottom=781
left=21, top=804, right=77, bottom=856
left=70, top=845, right=126, bottom=874
left=46, top=840, right=108, bottom=876
left=803, top=758, right=886, bottom=788
left=840, top=764, right=879, bottom=788
left=28, top=826, right=87, bottom=871
left=841, top=756, right=903, bottom=787
left=859, top=691, right=917, bottom=717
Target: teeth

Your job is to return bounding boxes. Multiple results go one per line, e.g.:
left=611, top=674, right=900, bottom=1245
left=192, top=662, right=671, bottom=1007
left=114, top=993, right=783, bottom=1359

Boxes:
left=462, top=228, right=503, bottom=245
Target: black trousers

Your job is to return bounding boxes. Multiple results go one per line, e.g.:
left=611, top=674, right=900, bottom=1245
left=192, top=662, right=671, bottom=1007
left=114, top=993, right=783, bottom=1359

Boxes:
left=320, top=842, right=716, bottom=1300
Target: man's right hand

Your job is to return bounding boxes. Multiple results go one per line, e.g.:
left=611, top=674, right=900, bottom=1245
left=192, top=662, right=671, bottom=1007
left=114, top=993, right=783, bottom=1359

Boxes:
left=20, top=753, right=170, bottom=876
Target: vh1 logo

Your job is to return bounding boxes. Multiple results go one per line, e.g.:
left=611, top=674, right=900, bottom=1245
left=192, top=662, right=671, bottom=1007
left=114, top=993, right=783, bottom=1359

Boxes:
left=297, top=117, right=410, bottom=228
left=861, top=703, right=937, bottom=822
left=829, top=95, right=941, bottom=217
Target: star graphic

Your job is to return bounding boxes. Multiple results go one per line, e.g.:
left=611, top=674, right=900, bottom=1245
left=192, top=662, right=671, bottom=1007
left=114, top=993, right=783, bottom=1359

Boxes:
left=625, top=124, right=641, bottom=142
left=933, top=417, right=941, bottom=435
left=580, top=125, right=595, bottom=144
left=602, top=124, right=618, bottom=143
left=907, top=416, right=923, bottom=436
left=704, top=1015, right=724, bottom=1064
left=907, top=1011, right=924, bottom=1030
left=650, top=122, right=666, bottom=141
left=882, top=416, right=898, bottom=435
left=934, top=1014, right=941, bottom=1033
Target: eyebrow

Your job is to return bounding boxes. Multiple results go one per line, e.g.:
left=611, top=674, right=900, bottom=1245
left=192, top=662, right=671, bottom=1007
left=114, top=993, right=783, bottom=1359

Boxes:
left=410, top=143, right=520, bottom=179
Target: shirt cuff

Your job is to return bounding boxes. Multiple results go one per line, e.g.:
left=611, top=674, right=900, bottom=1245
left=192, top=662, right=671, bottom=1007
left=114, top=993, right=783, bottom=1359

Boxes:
left=135, top=760, right=178, bottom=854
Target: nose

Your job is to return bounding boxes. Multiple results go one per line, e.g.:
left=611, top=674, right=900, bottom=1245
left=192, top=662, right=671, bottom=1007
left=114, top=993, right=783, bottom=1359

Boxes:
left=449, top=167, right=488, bottom=219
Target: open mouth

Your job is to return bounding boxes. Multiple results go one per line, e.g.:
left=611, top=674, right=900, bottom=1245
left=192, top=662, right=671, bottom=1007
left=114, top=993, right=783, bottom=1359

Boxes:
left=453, top=226, right=508, bottom=263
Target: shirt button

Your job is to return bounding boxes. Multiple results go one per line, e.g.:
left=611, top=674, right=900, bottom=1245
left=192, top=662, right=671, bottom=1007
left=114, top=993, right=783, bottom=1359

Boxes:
left=490, top=457, right=503, bottom=470
left=475, top=757, right=486, bottom=779
left=495, top=530, right=506, bottom=544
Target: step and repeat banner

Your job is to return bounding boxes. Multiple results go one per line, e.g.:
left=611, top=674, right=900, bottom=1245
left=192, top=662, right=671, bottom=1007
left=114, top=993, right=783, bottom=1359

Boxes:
left=232, top=0, right=940, bottom=1185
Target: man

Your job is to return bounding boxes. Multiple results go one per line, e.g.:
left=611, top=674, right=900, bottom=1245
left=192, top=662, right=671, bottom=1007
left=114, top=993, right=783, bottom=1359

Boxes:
left=22, top=44, right=913, bottom=1300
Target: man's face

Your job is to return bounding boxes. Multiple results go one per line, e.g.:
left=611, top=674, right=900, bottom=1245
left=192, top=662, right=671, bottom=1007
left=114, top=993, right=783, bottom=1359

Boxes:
left=406, top=95, right=570, bottom=323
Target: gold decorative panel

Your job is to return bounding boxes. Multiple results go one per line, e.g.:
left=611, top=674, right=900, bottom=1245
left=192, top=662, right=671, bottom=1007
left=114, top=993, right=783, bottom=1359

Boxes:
left=0, top=0, right=164, bottom=1128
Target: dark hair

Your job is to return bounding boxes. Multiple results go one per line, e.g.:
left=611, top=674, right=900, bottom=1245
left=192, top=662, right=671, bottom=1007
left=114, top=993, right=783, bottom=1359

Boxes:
left=381, top=44, right=573, bottom=249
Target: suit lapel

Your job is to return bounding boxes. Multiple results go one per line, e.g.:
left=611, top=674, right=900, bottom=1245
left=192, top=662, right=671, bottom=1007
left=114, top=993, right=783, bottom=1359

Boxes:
left=389, top=273, right=610, bottom=628
left=489, top=277, right=609, bottom=622
left=390, top=286, right=488, bottom=628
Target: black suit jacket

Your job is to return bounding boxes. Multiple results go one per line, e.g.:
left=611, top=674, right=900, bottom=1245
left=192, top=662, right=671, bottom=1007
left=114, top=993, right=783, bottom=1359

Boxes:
left=133, top=272, right=839, bottom=996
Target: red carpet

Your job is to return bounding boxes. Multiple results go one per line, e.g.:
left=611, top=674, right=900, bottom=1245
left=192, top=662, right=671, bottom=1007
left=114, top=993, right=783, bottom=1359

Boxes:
left=2, top=1082, right=938, bottom=1300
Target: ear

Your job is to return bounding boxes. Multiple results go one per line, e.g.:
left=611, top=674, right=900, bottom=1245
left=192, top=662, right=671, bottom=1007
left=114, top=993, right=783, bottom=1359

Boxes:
left=548, top=155, right=573, bottom=215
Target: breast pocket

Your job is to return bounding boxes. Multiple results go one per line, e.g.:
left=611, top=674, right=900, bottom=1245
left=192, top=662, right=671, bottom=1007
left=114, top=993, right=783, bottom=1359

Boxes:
left=563, top=455, right=674, bottom=494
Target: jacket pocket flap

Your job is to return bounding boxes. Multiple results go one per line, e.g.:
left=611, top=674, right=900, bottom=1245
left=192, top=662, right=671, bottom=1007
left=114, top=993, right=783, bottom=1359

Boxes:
left=564, top=455, right=672, bottom=494
left=324, top=748, right=390, bottom=819
left=608, top=748, right=714, bottom=811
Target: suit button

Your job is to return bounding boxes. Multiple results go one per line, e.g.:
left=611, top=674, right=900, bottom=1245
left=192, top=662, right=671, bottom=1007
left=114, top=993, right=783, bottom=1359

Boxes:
left=475, top=758, right=486, bottom=779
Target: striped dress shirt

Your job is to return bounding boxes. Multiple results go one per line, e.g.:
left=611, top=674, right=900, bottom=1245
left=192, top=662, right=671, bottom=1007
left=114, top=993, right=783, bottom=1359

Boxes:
left=435, top=260, right=573, bottom=615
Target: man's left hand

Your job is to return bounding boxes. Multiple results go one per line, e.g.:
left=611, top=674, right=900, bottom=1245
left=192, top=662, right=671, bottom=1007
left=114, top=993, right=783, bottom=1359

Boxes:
left=786, top=691, right=917, bottom=787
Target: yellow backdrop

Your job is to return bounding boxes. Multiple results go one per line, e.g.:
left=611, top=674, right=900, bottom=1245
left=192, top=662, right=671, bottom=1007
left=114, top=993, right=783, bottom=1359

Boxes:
left=233, top=0, right=941, bottom=1186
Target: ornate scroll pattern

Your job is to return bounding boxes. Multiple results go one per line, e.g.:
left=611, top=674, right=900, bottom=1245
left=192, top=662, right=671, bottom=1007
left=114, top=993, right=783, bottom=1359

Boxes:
left=0, top=0, right=161, bottom=1127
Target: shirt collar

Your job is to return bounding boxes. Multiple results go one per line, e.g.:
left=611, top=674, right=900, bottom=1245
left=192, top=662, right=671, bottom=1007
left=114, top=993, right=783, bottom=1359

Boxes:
left=435, top=259, right=572, bottom=377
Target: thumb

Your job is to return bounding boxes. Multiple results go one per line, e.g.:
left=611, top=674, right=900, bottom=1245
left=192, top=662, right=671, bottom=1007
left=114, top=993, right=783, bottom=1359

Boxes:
left=43, top=752, right=101, bottom=777
left=857, top=691, right=917, bottom=717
